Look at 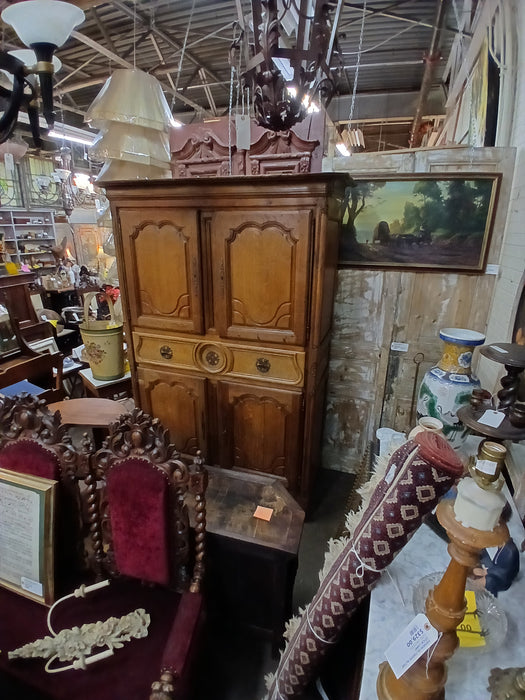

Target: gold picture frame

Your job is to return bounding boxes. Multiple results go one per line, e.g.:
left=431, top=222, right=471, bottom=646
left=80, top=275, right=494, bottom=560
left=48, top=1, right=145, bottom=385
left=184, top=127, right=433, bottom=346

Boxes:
left=338, top=173, right=501, bottom=271
left=0, top=468, right=56, bottom=605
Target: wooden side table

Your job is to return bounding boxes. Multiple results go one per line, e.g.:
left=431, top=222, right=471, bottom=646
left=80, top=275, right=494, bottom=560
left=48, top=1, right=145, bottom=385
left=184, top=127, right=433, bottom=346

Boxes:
left=204, top=465, right=305, bottom=654
left=79, top=367, right=132, bottom=400
left=47, top=397, right=128, bottom=446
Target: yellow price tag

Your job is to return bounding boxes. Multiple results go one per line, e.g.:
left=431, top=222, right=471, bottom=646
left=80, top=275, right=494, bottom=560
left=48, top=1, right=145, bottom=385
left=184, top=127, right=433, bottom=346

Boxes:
left=457, top=590, right=485, bottom=647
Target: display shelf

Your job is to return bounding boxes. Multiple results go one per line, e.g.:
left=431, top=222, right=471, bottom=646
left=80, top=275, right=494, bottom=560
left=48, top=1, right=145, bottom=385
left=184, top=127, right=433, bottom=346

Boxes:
left=459, top=342, right=525, bottom=442
left=458, top=405, right=525, bottom=441
left=0, top=208, right=57, bottom=275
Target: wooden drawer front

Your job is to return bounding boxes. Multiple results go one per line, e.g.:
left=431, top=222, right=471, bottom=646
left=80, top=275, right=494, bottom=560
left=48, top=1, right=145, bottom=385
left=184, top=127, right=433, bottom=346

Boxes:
left=133, top=332, right=305, bottom=386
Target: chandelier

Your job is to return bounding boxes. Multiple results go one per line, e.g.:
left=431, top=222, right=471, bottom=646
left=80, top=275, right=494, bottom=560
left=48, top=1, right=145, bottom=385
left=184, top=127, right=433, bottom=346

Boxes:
left=241, top=0, right=337, bottom=131
left=0, top=0, right=85, bottom=147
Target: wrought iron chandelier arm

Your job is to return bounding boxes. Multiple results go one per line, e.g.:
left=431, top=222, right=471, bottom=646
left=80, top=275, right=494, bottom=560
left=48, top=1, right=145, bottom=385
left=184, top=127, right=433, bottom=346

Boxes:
left=0, top=52, right=26, bottom=143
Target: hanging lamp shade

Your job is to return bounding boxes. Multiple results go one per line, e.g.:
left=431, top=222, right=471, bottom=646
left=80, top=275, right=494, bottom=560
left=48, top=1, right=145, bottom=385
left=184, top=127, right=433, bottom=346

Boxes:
left=90, top=124, right=170, bottom=168
left=86, top=69, right=173, bottom=132
left=9, top=49, right=62, bottom=73
left=96, top=158, right=171, bottom=182
left=2, top=0, right=85, bottom=48
left=0, top=134, right=28, bottom=162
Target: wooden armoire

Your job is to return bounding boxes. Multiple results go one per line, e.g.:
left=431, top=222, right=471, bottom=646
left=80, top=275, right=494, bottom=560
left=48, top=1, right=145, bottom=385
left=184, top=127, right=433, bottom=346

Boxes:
left=104, top=173, right=350, bottom=505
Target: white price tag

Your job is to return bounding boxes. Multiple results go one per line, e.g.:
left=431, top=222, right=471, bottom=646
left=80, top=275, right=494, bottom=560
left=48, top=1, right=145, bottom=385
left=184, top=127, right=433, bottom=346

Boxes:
left=4, top=152, right=14, bottom=176
left=385, top=613, right=438, bottom=679
left=476, top=458, right=498, bottom=475
left=390, top=342, right=409, bottom=352
left=21, top=577, right=43, bottom=596
left=235, top=114, right=251, bottom=150
left=477, top=410, right=505, bottom=428
left=485, top=264, right=499, bottom=275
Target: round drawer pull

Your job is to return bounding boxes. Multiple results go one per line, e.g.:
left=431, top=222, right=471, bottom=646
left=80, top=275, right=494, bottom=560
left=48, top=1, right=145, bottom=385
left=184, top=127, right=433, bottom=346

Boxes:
left=256, top=357, right=271, bottom=374
left=205, top=350, right=220, bottom=367
left=160, top=345, right=173, bottom=360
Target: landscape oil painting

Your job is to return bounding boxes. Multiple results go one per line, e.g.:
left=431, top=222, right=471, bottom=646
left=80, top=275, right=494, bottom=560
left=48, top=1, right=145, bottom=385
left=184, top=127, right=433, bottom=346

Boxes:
left=338, top=174, right=500, bottom=271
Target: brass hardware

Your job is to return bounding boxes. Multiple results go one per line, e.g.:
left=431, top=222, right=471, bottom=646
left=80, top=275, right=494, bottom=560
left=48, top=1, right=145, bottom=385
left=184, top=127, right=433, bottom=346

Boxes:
left=205, top=350, right=220, bottom=367
left=160, top=345, right=173, bottom=360
left=256, top=357, right=271, bottom=373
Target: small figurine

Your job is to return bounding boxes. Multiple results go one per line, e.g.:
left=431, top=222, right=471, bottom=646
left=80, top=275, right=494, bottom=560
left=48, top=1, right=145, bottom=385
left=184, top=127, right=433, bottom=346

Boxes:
left=471, top=537, right=520, bottom=596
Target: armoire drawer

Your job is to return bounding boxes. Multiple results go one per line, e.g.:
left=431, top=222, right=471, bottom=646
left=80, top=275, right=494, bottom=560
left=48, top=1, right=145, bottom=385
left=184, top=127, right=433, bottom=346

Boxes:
left=133, top=331, right=305, bottom=386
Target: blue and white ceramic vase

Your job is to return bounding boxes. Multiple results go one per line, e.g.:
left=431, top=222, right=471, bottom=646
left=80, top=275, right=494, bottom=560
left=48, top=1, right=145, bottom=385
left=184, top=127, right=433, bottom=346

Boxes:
left=417, top=328, right=485, bottom=447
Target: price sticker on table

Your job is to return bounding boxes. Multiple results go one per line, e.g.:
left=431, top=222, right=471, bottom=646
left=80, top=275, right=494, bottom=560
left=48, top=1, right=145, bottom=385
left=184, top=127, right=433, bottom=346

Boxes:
left=385, top=613, right=439, bottom=679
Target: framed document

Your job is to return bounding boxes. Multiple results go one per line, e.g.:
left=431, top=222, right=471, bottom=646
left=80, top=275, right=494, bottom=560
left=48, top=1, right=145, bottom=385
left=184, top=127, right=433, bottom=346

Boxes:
left=0, top=468, right=57, bottom=605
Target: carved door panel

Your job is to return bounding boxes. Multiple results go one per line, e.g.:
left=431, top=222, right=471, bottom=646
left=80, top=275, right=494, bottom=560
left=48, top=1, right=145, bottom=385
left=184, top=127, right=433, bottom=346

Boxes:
left=137, top=366, right=207, bottom=456
left=207, top=209, right=312, bottom=345
left=216, top=379, right=303, bottom=492
left=118, top=208, right=204, bottom=334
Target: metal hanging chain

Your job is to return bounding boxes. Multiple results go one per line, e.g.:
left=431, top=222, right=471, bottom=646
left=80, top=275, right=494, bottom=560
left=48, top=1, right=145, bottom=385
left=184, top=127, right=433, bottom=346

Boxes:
left=348, top=0, right=367, bottom=125
left=228, top=64, right=234, bottom=175
left=172, top=0, right=197, bottom=110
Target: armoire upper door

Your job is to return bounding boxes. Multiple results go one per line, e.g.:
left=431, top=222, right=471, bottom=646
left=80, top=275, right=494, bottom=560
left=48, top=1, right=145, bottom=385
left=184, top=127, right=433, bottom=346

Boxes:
left=117, top=208, right=204, bottom=334
left=207, top=208, right=312, bottom=345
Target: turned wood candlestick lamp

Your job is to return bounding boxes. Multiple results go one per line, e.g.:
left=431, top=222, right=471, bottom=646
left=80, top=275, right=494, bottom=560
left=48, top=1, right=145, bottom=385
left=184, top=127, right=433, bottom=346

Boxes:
left=377, top=450, right=509, bottom=699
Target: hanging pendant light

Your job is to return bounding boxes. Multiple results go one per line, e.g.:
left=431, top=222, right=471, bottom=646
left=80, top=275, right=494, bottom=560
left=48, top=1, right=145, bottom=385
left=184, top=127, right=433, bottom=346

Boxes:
left=86, top=68, right=173, bottom=182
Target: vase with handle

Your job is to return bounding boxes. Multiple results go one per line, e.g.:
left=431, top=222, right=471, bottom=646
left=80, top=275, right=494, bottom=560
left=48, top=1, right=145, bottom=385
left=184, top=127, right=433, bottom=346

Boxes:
left=417, top=328, right=485, bottom=447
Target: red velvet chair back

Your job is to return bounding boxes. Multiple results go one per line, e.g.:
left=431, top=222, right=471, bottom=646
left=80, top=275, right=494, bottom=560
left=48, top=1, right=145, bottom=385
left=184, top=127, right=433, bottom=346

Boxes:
left=88, top=409, right=207, bottom=593
left=0, top=395, right=88, bottom=585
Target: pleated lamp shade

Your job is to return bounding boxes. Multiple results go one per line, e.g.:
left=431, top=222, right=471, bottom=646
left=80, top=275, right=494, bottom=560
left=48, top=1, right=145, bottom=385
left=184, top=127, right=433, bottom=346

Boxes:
left=90, top=124, right=170, bottom=169
left=86, top=69, right=173, bottom=132
left=96, top=158, right=171, bottom=182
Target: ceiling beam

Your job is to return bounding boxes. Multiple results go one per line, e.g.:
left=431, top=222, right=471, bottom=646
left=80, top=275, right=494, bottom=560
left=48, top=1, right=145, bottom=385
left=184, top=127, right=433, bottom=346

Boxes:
left=111, top=0, right=228, bottom=91
left=341, top=1, right=465, bottom=37
left=61, top=32, right=212, bottom=115
left=91, top=6, right=117, bottom=55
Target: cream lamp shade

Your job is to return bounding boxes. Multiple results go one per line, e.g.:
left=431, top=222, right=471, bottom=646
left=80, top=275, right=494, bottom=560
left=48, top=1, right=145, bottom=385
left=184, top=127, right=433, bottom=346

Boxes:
left=96, top=158, right=171, bottom=181
left=85, top=69, right=173, bottom=132
left=90, top=124, right=170, bottom=168
left=2, top=0, right=85, bottom=49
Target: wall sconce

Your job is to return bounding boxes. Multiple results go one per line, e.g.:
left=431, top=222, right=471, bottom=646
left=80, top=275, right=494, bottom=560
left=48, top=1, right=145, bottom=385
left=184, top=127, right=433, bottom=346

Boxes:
left=0, top=0, right=85, bottom=147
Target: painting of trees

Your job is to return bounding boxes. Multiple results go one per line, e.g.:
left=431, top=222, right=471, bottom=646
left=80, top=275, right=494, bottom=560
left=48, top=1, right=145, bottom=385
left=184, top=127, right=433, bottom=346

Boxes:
left=338, top=175, right=499, bottom=270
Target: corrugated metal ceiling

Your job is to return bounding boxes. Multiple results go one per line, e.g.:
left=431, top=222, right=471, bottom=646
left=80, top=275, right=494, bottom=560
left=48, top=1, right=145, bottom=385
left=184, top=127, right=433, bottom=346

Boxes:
left=0, top=0, right=473, bottom=149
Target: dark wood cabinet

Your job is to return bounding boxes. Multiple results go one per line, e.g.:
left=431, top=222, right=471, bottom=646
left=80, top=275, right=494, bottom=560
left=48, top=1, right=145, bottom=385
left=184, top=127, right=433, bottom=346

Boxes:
left=105, top=173, right=349, bottom=505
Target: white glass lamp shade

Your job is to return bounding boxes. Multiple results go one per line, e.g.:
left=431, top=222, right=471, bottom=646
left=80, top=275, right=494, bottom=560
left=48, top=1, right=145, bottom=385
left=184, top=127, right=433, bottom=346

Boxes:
left=86, top=69, right=173, bottom=132
left=90, top=124, right=170, bottom=169
left=2, top=1, right=85, bottom=48
left=9, top=49, right=62, bottom=73
left=96, top=158, right=172, bottom=182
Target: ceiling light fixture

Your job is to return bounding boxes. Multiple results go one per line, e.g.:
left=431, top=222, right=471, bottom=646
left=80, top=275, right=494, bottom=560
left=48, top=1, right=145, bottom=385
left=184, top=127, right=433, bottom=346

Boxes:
left=240, top=0, right=336, bottom=131
left=0, top=0, right=85, bottom=147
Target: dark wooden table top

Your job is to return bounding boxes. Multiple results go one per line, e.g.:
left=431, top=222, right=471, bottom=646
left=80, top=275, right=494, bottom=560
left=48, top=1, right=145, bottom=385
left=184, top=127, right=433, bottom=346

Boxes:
left=205, top=465, right=305, bottom=555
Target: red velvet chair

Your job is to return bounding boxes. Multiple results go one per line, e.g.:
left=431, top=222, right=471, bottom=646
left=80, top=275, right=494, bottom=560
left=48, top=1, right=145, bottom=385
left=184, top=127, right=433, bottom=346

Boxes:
left=0, top=395, right=90, bottom=693
left=1, top=407, right=208, bottom=700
